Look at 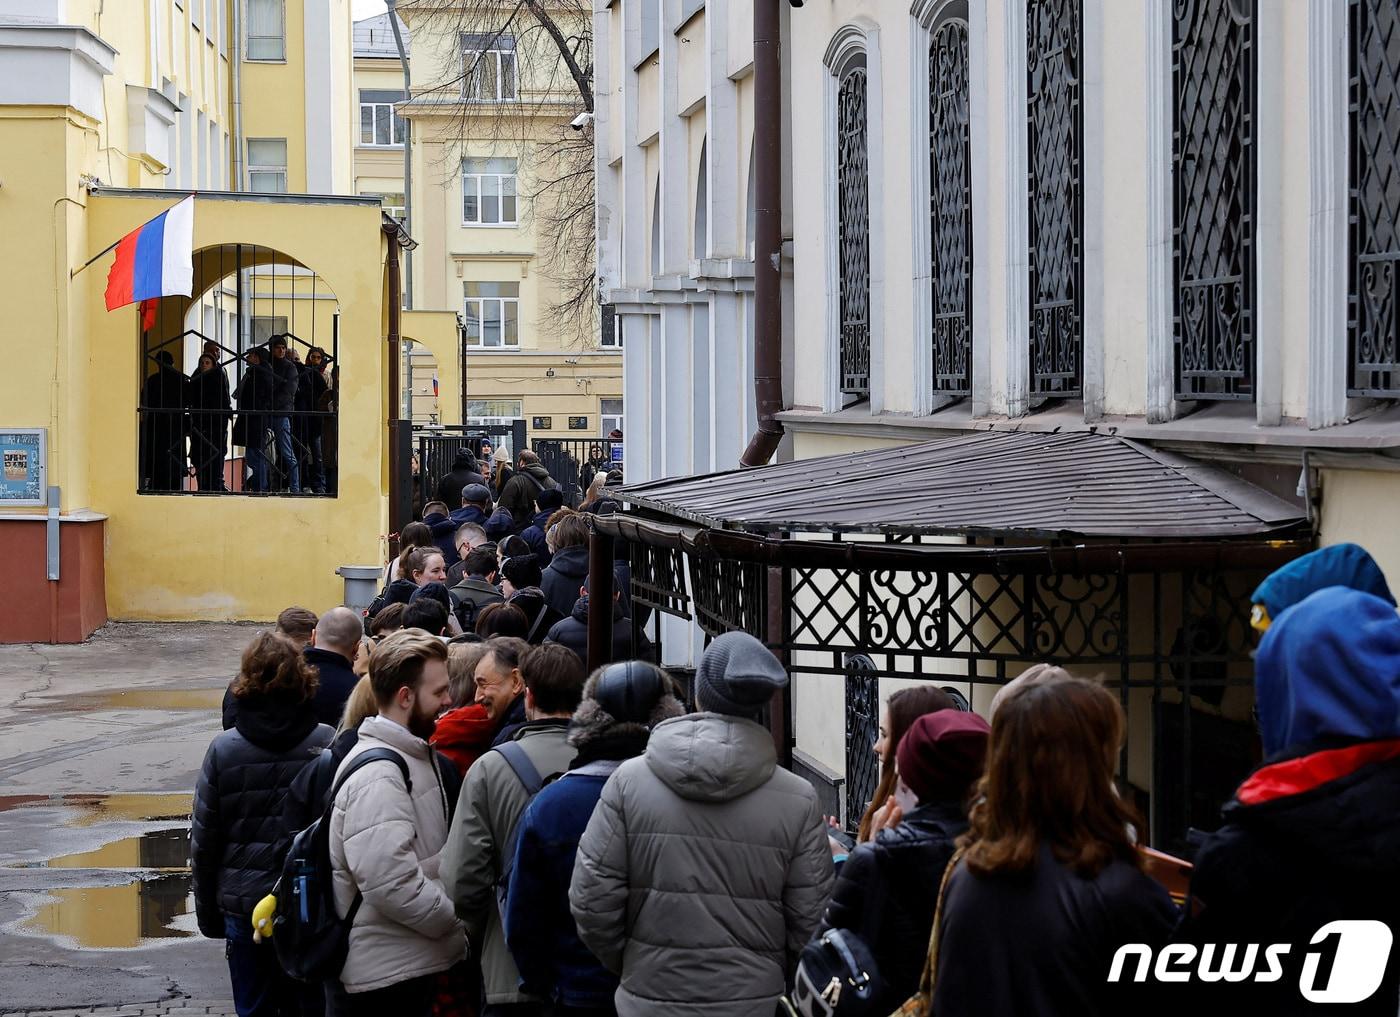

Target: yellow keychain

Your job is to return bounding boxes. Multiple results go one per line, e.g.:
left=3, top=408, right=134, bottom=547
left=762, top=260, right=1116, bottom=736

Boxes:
left=251, top=893, right=277, bottom=944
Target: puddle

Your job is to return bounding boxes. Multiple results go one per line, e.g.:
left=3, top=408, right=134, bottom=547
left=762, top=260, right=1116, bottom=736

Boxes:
left=21, top=874, right=196, bottom=948
left=34, top=828, right=190, bottom=871
left=0, top=793, right=192, bottom=824
left=64, top=688, right=226, bottom=712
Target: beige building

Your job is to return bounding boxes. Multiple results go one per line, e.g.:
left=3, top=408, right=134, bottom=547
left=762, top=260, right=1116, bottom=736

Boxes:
left=394, top=3, right=622, bottom=439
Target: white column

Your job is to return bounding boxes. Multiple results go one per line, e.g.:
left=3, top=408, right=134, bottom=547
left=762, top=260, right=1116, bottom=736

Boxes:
left=303, top=0, right=333, bottom=192
left=1003, top=0, right=1030, bottom=417
left=1080, top=0, right=1105, bottom=420
left=1308, top=0, right=1348, bottom=429
left=1254, top=4, right=1284, bottom=426
left=1144, top=0, right=1178, bottom=423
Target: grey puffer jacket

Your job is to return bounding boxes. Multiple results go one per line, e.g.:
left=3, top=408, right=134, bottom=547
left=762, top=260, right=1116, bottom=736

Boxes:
left=570, top=713, right=834, bottom=1017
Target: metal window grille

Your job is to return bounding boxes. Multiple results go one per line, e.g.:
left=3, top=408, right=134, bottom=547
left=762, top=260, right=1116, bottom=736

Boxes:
left=1173, top=0, right=1256, bottom=401
left=532, top=438, right=625, bottom=506
left=837, top=64, right=872, bottom=397
left=1026, top=0, right=1083, bottom=400
left=931, top=19, right=974, bottom=398
left=1349, top=0, right=1400, bottom=397
left=137, top=244, right=339, bottom=496
left=843, top=653, right=881, bottom=829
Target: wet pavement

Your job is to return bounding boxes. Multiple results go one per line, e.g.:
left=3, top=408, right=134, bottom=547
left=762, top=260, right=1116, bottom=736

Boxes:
left=0, top=624, right=257, bottom=1014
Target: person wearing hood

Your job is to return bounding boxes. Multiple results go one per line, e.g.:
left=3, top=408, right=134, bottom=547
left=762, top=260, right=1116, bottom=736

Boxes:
left=441, top=643, right=586, bottom=1016
left=192, top=631, right=334, bottom=1015
left=520, top=488, right=566, bottom=567
left=1248, top=541, right=1394, bottom=633
left=499, top=450, right=560, bottom=530
left=570, top=632, right=834, bottom=1017
left=812, top=710, right=989, bottom=1013
left=506, top=661, right=684, bottom=1016
left=437, top=447, right=487, bottom=507
left=508, top=586, right=566, bottom=646
left=431, top=642, right=496, bottom=775
left=1176, top=586, right=1400, bottom=1016
left=545, top=577, right=653, bottom=666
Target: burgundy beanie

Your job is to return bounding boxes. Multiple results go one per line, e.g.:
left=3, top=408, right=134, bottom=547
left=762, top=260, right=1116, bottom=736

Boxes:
left=896, top=710, right=991, bottom=806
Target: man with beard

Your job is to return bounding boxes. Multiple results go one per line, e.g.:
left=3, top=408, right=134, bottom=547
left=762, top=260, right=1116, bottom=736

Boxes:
left=441, top=643, right=585, bottom=1016
left=327, top=629, right=466, bottom=1016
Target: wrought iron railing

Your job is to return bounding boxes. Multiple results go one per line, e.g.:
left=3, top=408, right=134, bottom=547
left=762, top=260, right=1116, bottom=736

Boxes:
left=838, top=62, right=872, bottom=398
left=931, top=18, right=974, bottom=399
left=532, top=438, right=624, bottom=507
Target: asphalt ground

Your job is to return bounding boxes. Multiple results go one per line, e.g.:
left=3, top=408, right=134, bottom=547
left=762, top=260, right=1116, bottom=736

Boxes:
left=0, top=623, right=260, bottom=1015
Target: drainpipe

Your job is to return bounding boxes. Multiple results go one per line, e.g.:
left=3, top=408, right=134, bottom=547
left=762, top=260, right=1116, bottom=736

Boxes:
left=739, top=0, right=785, bottom=468
left=386, top=225, right=406, bottom=544
left=231, top=0, right=243, bottom=189
left=386, top=0, right=413, bottom=309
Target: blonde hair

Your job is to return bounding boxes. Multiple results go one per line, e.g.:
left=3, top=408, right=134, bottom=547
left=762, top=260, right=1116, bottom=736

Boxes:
left=447, top=641, right=490, bottom=708
left=989, top=664, right=1073, bottom=718
left=337, top=675, right=379, bottom=734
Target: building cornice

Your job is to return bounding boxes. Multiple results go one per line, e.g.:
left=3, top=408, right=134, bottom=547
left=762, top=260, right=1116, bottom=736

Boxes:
left=0, top=24, right=116, bottom=122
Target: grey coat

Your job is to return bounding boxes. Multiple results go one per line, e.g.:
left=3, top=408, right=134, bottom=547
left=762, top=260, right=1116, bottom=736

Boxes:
left=570, top=713, right=834, bottom=1017
left=440, top=720, right=577, bottom=1005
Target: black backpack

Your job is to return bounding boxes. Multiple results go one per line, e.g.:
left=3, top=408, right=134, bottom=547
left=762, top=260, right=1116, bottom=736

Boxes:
left=272, top=747, right=410, bottom=982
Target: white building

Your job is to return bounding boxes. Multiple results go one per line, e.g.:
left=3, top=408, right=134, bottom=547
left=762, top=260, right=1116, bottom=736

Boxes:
left=598, top=0, right=1400, bottom=823
left=594, top=0, right=767, bottom=489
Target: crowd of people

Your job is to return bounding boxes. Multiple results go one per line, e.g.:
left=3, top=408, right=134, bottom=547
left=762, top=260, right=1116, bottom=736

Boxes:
left=188, top=538, right=1400, bottom=1017
left=140, top=335, right=336, bottom=495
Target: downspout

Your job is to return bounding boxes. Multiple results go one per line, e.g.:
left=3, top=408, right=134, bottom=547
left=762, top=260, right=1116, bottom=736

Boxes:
left=739, top=0, right=785, bottom=467
left=386, top=225, right=406, bottom=544
left=231, top=0, right=243, bottom=189
left=386, top=0, right=413, bottom=309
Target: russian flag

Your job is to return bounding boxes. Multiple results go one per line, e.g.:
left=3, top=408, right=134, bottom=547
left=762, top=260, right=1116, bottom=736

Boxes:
left=104, top=196, right=195, bottom=312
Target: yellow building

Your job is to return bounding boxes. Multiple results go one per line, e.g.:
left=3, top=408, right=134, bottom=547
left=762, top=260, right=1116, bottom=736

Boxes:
left=395, top=3, right=623, bottom=440
left=0, top=1, right=393, bottom=639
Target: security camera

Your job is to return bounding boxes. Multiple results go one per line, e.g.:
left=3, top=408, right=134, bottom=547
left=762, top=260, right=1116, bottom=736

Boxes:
left=571, top=111, right=595, bottom=130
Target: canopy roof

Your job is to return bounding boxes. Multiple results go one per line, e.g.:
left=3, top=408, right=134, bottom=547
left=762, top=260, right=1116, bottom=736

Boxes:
left=616, top=431, right=1306, bottom=540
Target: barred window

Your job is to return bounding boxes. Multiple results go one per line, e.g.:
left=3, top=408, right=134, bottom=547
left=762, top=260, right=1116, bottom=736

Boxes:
left=1349, top=0, right=1400, bottom=397
left=929, top=15, right=973, bottom=400
left=837, top=56, right=871, bottom=398
left=1026, top=0, right=1082, bottom=401
left=1173, top=0, right=1256, bottom=401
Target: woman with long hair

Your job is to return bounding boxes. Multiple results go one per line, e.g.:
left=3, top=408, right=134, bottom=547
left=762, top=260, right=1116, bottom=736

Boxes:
left=922, top=675, right=1176, bottom=1017
left=382, top=520, right=434, bottom=587
left=857, top=685, right=956, bottom=843
left=187, top=352, right=231, bottom=492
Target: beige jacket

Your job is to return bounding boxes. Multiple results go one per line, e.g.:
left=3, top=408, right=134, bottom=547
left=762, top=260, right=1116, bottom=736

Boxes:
left=329, top=715, right=466, bottom=993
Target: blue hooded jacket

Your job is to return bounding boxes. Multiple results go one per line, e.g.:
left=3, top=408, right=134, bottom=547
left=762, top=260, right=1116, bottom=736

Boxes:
left=1254, top=585, right=1400, bottom=757
left=1251, top=543, right=1394, bottom=623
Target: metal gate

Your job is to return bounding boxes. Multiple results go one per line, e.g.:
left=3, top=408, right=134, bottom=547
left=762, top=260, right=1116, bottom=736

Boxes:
left=532, top=438, right=624, bottom=507
left=414, top=422, right=526, bottom=511
left=843, top=653, right=881, bottom=831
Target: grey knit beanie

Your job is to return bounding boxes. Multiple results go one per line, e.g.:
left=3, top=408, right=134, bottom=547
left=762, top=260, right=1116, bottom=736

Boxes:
left=694, top=631, right=789, bottom=718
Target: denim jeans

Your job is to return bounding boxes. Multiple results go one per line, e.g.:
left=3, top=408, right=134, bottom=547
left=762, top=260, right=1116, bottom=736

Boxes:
left=271, top=415, right=301, bottom=492
left=244, top=424, right=269, bottom=492
left=225, top=914, right=321, bottom=1017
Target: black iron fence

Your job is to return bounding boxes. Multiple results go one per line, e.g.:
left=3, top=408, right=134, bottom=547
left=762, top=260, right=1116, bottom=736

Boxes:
left=533, top=438, right=624, bottom=507
left=414, top=422, right=526, bottom=513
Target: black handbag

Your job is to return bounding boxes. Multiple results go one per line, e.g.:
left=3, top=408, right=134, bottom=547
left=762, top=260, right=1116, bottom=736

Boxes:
left=790, top=927, right=888, bottom=1017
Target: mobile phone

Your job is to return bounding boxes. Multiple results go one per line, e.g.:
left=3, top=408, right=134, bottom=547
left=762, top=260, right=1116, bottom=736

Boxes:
left=828, top=827, right=855, bottom=852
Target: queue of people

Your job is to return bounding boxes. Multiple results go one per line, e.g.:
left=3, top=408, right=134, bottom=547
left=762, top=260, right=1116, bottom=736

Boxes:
left=140, top=337, right=336, bottom=495
left=188, top=540, right=1400, bottom=1017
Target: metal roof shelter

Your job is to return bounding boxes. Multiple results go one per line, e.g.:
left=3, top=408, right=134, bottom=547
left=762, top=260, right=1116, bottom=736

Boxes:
left=616, top=430, right=1305, bottom=540
left=587, top=430, right=1312, bottom=853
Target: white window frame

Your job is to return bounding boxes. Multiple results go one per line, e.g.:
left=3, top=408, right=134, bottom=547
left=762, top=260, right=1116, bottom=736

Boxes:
left=465, top=399, right=523, bottom=428
left=358, top=100, right=406, bottom=147
left=463, top=282, right=521, bottom=349
left=462, top=38, right=518, bottom=102
left=361, top=192, right=406, bottom=220
left=461, top=158, right=518, bottom=226
left=246, top=0, right=286, bottom=62
left=600, top=398, right=624, bottom=436
left=247, top=137, right=287, bottom=193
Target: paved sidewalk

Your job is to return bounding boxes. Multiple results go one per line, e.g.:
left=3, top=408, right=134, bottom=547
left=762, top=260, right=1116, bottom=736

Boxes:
left=16, top=1001, right=236, bottom=1017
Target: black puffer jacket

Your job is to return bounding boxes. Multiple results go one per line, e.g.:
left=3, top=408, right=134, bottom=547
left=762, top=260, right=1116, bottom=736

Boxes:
left=540, top=545, right=590, bottom=619
left=545, top=595, right=653, bottom=666
left=191, top=693, right=333, bottom=935
left=814, top=801, right=967, bottom=1012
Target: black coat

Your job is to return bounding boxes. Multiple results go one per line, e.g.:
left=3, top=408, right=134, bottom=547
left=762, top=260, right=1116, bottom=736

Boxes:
left=509, top=588, right=566, bottom=644
left=191, top=694, right=333, bottom=934
left=436, top=464, right=487, bottom=508
left=541, top=545, right=590, bottom=619
left=305, top=646, right=358, bottom=729
left=545, top=595, right=652, bottom=665
left=932, top=844, right=1177, bottom=1017
left=816, top=802, right=967, bottom=1012
left=1176, top=747, right=1400, bottom=1015
left=491, top=691, right=529, bottom=747
left=269, top=354, right=300, bottom=413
